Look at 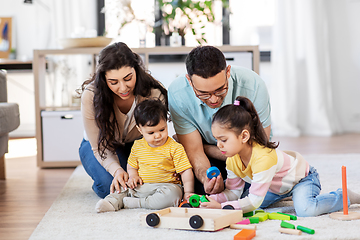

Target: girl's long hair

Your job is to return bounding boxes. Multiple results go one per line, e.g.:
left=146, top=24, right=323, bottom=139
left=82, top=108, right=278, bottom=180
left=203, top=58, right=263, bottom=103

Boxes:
left=77, top=42, right=167, bottom=159
left=212, top=96, right=278, bottom=149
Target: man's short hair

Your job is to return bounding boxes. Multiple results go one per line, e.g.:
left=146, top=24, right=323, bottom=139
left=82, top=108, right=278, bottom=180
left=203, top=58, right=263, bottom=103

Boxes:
left=185, top=46, right=227, bottom=78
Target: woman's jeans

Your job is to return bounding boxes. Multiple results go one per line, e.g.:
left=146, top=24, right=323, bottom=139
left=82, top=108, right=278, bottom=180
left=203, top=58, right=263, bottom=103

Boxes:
left=260, top=166, right=349, bottom=217
left=79, top=139, right=133, bottom=198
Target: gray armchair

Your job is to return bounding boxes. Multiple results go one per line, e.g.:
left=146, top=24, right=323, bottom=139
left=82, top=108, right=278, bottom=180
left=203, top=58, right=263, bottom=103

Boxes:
left=0, top=69, right=20, bottom=179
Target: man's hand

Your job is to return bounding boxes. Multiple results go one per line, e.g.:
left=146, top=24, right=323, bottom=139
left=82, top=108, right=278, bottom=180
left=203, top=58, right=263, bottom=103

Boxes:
left=203, top=175, right=224, bottom=194
left=110, top=168, right=129, bottom=193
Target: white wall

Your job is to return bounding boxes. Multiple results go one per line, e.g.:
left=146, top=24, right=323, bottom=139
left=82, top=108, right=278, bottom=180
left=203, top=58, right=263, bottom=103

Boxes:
left=329, top=1, right=360, bottom=132
left=1, top=0, right=97, bottom=137
left=2, top=0, right=360, bottom=137
left=0, top=0, right=97, bottom=59
left=229, top=0, right=360, bottom=134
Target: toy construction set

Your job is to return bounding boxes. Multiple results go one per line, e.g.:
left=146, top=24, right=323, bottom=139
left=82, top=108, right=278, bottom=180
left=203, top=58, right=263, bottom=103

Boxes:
left=141, top=166, right=359, bottom=239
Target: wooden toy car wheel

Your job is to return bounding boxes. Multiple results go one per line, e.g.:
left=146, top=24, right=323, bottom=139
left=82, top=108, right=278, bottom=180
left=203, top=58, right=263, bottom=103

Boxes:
left=146, top=213, right=160, bottom=227
left=189, top=215, right=203, bottom=229
left=180, top=203, right=193, bottom=208
left=222, top=205, right=235, bottom=210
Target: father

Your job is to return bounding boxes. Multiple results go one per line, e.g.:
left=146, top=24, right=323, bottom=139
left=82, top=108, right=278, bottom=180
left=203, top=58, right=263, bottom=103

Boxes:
left=168, top=46, right=271, bottom=195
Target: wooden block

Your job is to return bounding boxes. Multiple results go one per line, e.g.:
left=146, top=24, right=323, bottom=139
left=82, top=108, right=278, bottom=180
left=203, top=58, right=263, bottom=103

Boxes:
left=297, top=225, right=315, bottom=234
left=277, top=212, right=297, bottom=220
left=252, top=212, right=268, bottom=222
left=243, top=211, right=254, bottom=217
left=279, top=228, right=302, bottom=235
left=234, top=229, right=256, bottom=240
left=236, top=219, right=250, bottom=225
left=255, top=209, right=264, bottom=213
left=230, top=224, right=257, bottom=230
left=268, top=212, right=290, bottom=220
left=280, top=220, right=295, bottom=229
left=248, top=217, right=259, bottom=224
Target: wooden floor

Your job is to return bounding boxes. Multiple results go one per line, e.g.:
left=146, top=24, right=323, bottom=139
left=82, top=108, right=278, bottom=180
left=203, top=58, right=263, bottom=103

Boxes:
left=1, top=133, right=360, bottom=240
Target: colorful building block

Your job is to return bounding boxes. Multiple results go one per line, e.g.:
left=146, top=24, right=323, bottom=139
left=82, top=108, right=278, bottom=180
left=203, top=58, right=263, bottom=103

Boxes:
left=277, top=212, right=297, bottom=220
left=280, top=220, right=295, bottom=229
left=254, top=209, right=265, bottom=214
left=248, top=217, right=259, bottom=224
left=297, top=225, right=315, bottom=234
left=230, top=224, right=257, bottom=230
left=243, top=211, right=254, bottom=217
left=279, top=228, right=302, bottom=235
left=206, top=166, right=220, bottom=179
left=200, top=195, right=209, bottom=203
left=179, top=200, right=189, bottom=207
left=236, top=219, right=250, bottom=225
left=234, top=229, right=256, bottom=240
left=252, top=212, right=268, bottom=222
left=189, top=194, right=201, bottom=207
left=268, top=212, right=290, bottom=220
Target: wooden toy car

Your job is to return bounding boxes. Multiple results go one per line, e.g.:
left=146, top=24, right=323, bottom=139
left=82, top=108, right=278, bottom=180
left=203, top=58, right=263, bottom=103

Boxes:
left=141, top=207, right=243, bottom=231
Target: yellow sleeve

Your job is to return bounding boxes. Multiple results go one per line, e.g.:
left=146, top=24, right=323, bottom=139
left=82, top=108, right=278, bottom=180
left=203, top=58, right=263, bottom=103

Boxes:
left=172, top=141, right=192, bottom=173
left=127, top=140, right=140, bottom=169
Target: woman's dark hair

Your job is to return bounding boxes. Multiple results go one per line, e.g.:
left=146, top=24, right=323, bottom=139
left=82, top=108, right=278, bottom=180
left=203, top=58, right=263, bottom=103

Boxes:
left=185, top=45, right=226, bottom=78
left=212, top=96, right=278, bottom=149
left=77, top=42, right=168, bottom=159
left=134, top=99, right=168, bottom=127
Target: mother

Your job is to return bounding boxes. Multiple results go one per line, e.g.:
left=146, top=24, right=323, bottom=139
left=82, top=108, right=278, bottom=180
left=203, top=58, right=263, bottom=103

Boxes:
left=78, top=42, right=167, bottom=198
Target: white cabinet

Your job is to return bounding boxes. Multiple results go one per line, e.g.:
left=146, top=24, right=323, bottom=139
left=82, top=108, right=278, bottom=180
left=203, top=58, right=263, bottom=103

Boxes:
left=33, top=46, right=259, bottom=167
left=41, top=110, right=83, bottom=162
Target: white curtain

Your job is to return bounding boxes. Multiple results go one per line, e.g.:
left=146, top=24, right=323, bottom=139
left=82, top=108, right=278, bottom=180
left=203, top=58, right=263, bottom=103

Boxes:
left=271, top=0, right=360, bottom=136
left=40, top=0, right=97, bottom=107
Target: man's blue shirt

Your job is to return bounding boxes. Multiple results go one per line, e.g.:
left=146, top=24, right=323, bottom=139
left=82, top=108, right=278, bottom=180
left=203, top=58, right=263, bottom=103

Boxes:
left=168, top=65, right=271, bottom=145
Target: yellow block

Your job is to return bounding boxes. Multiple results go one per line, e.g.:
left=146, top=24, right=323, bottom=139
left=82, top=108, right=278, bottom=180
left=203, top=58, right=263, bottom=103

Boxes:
left=268, top=213, right=290, bottom=220
left=252, top=212, right=269, bottom=222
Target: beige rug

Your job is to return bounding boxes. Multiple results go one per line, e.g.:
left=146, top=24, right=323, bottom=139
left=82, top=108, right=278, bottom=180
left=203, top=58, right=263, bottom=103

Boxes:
left=29, top=154, right=360, bottom=240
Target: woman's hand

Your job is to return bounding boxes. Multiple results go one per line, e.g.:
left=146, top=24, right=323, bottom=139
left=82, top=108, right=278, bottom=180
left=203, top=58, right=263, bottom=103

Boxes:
left=127, top=176, right=143, bottom=189
left=110, top=168, right=129, bottom=193
left=200, top=196, right=221, bottom=209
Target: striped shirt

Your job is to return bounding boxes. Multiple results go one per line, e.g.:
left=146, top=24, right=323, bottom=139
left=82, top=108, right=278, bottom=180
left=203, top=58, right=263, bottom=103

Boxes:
left=127, top=137, right=192, bottom=184
left=210, top=143, right=309, bottom=212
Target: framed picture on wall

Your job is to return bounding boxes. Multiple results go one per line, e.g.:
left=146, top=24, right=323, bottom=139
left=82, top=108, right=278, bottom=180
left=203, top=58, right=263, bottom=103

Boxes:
left=0, top=17, right=12, bottom=59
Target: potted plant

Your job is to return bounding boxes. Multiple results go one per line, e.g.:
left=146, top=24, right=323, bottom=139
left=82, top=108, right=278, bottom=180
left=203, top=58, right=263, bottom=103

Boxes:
left=156, top=0, right=229, bottom=45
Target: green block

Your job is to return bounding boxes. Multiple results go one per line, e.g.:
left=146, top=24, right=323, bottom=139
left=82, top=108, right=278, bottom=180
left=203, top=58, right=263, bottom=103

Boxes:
left=252, top=212, right=268, bottom=222
left=268, top=213, right=290, bottom=220
left=255, top=209, right=265, bottom=214
left=277, top=212, right=297, bottom=220
left=200, top=195, right=209, bottom=202
left=297, top=225, right=315, bottom=234
left=280, top=220, right=295, bottom=229
left=243, top=211, right=254, bottom=217
left=248, top=217, right=259, bottom=224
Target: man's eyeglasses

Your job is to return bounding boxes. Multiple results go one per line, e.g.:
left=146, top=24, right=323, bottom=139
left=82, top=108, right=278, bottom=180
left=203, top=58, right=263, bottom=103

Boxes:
left=190, top=78, right=228, bottom=100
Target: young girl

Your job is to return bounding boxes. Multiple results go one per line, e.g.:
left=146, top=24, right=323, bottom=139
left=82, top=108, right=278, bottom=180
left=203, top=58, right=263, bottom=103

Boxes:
left=77, top=42, right=167, bottom=198
left=201, top=96, right=360, bottom=217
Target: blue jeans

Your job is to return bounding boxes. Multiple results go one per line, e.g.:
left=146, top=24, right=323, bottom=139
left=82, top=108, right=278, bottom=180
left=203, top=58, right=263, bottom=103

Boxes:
left=260, top=166, right=349, bottom=217
left=79, top=139, right=133, bottom=198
